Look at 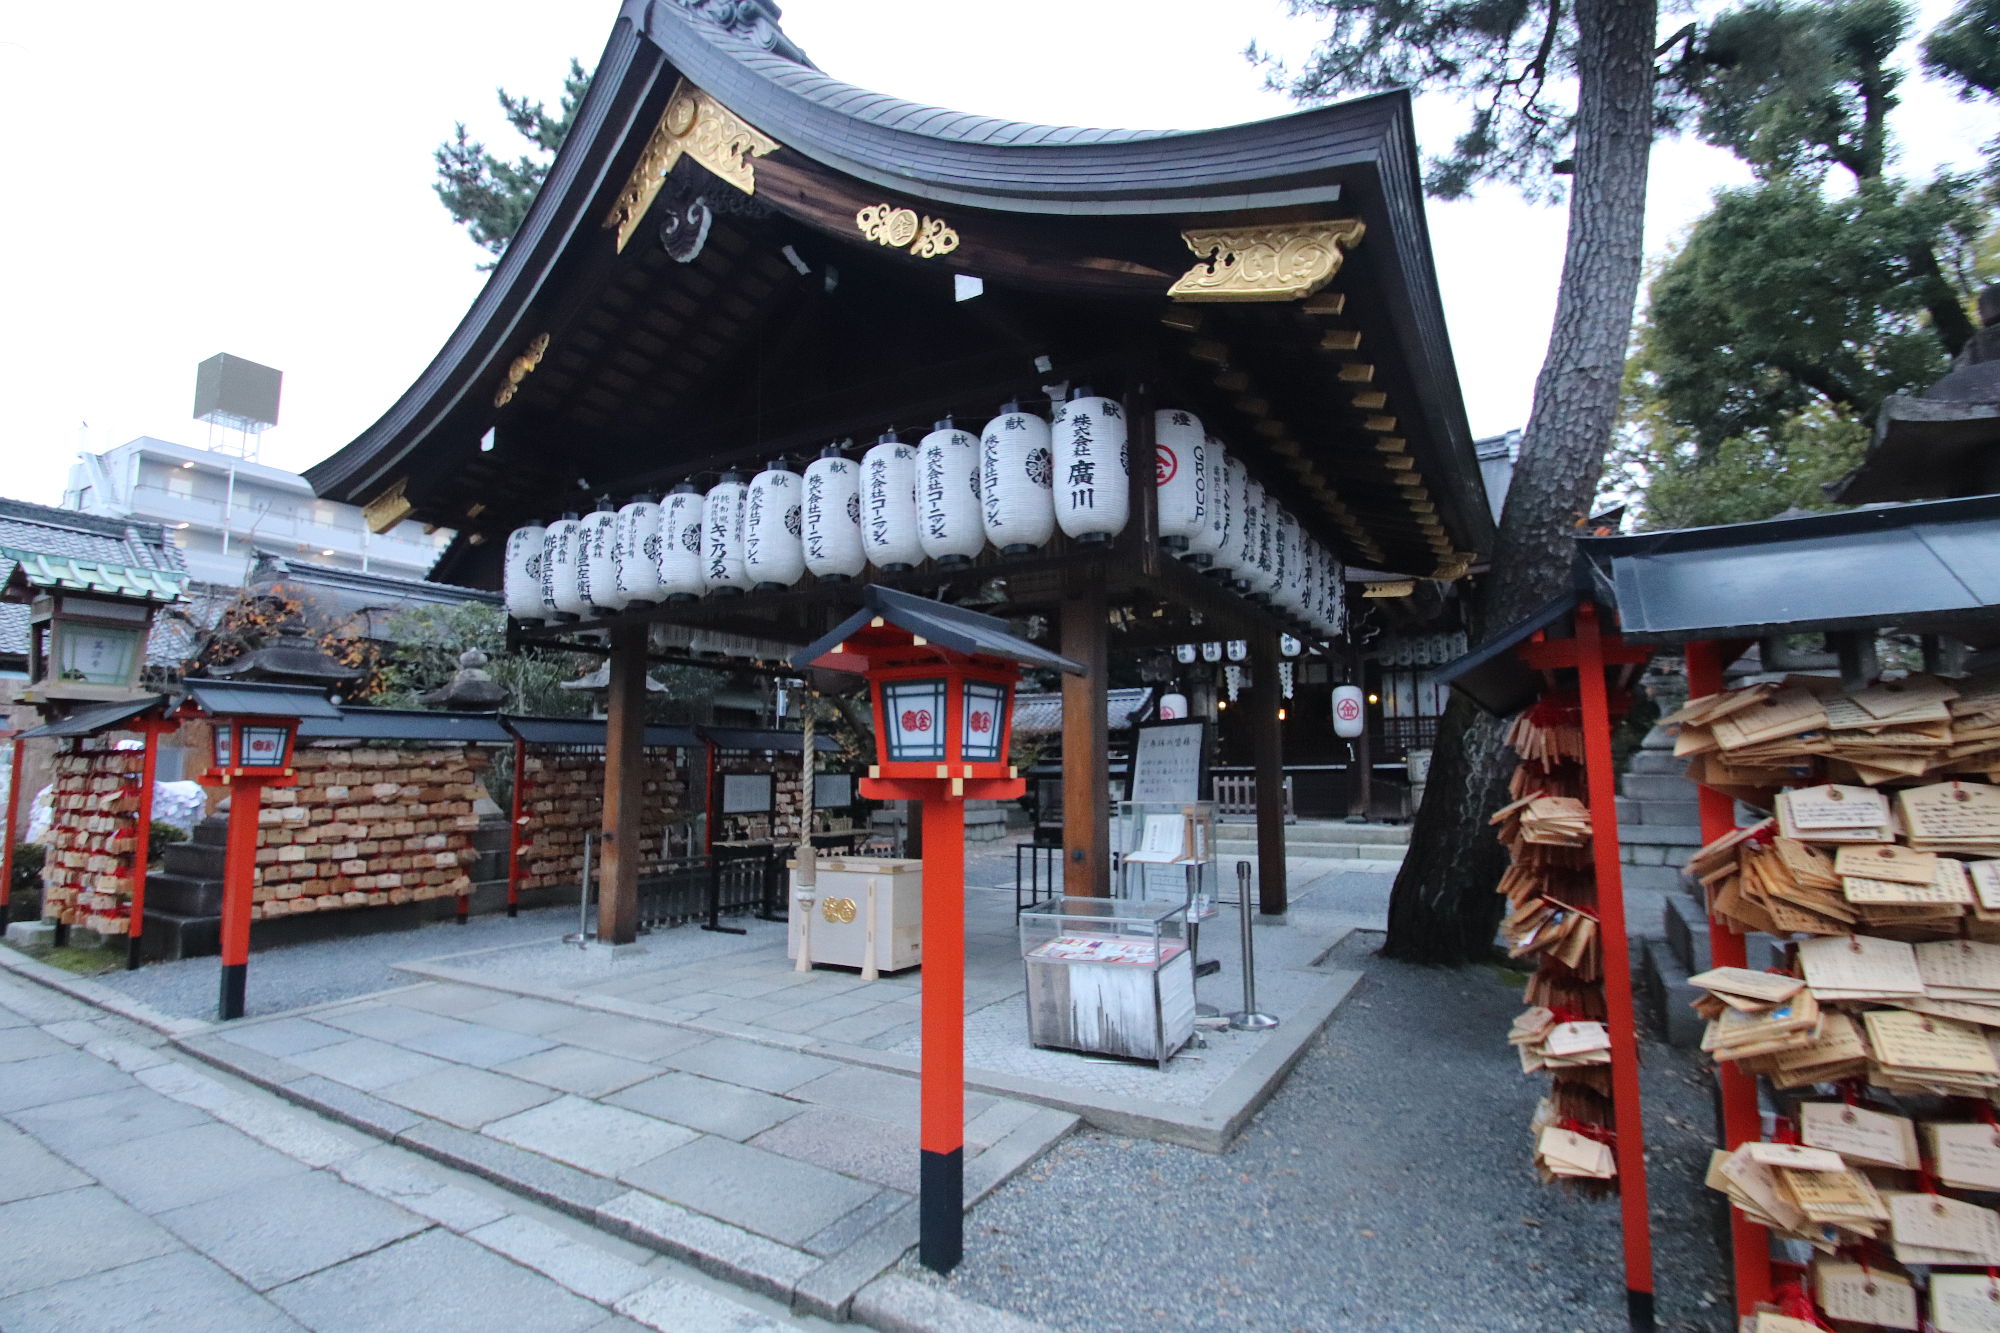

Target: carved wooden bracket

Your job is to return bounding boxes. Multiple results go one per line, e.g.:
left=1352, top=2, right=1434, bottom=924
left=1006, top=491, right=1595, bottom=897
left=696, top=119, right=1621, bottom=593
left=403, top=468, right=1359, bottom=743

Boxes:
left=1168, top=219, right=1366, bottom=303
left=605, top=80, right=779, bottom=252
left=492, top=332, right=551, bottom=408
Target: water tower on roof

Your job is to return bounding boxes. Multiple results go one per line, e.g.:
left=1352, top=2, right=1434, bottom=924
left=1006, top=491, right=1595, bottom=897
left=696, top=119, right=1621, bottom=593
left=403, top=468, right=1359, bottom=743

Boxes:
left=192, top=353, right=281, bottom=461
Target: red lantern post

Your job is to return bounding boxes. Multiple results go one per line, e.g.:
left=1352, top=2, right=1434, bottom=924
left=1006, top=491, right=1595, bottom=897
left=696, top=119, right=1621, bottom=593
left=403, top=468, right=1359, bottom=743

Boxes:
left=793, top=588, right=1081, bottom=1273
left=0, top=731, right=23, bottom=917
left=174, top=682, right=340, bottom=1020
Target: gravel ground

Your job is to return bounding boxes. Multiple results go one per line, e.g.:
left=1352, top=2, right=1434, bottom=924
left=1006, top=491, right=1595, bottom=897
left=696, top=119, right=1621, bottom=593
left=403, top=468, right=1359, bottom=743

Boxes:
left=90, top=905, right=584, bottom=1021
left=923, top=929, right=1732, bottom=1333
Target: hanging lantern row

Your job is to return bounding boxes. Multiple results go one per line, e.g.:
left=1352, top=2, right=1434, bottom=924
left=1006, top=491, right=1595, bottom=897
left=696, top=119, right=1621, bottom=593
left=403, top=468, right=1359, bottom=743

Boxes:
left=504, top=399, right=1347, bottom=637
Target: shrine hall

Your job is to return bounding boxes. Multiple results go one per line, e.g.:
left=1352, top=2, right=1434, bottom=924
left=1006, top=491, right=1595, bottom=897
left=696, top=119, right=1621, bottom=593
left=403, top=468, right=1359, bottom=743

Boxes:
left=304, top=0, right=1496, bottom=944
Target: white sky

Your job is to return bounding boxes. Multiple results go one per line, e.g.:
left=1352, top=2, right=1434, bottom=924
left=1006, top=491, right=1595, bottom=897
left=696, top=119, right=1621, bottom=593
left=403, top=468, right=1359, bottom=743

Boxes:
left=0, top=0, right=1991, bottom=508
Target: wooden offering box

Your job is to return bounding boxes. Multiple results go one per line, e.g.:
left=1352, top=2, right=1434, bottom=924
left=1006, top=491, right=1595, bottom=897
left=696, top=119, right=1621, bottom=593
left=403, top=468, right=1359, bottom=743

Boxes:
left=788, top=857, right=923, bottom=972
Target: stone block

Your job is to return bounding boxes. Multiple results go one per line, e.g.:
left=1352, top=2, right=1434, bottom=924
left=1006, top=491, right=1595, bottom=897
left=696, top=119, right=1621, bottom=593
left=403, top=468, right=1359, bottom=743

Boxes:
left=4, top=921, right=56, bottom=955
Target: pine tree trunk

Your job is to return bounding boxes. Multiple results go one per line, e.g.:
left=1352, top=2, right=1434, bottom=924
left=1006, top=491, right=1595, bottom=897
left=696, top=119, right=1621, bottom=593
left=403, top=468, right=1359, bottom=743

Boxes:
left=1383, top=0, right=1659, bottom=964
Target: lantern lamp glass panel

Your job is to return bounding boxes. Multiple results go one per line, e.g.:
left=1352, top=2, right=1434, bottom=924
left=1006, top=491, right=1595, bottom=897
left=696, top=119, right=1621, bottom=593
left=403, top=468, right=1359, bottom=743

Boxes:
left=961, top=681, right=1009, bottom=763
left=881, top=679, right=948, bottom=762
left=56, top=623, right=140, bottom=685
left=240, top=725, right=291, bottom=768
left=211, top=723, right=233, bottom=769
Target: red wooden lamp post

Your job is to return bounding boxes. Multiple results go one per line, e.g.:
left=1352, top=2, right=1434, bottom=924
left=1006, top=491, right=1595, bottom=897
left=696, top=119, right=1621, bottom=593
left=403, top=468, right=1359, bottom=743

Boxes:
left=174, top=681, right=341, bottom=1020
left=793, top=587, right=1081, bottom=1273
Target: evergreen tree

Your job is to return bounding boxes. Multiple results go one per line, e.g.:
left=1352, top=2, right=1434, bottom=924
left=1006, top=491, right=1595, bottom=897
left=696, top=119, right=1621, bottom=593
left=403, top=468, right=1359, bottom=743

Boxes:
left=434, top=59, right=592, bottom=265
left=1624, top=0, right=1995, bottom=529
left=1257, top=0, right=1673, bottom=964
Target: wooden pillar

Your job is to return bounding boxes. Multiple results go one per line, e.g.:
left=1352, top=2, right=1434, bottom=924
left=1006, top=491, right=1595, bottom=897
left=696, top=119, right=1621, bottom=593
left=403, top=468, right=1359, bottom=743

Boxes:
left=599, top=625, right=645, bottom=946
left=0, top=734, right=23, bottom=914
left=1574, top=601, right=1653, bottom=1331
left=1685, top=638, right=1771, bottom=1317
left=1249, top=630, right=1288, bottom=915
left=125, top=723, right=161, bottom=970
left=1060, top=587, right=1110, bottom=898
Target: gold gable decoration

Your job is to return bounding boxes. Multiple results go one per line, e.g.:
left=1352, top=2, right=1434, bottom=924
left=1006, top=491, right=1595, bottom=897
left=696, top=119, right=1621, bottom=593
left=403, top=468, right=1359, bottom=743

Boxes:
left=362, top=478, right=415, bottom=536
left=605, top=80, right=779, bottom=252
left=1168, top=219, right=1366, bottom=303
left=856, top=205, right=960, bottom=260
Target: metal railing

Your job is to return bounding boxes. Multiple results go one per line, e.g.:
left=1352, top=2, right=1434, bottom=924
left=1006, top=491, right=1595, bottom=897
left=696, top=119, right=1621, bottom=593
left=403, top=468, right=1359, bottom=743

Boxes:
left=634, top=850, right=784, bottom=933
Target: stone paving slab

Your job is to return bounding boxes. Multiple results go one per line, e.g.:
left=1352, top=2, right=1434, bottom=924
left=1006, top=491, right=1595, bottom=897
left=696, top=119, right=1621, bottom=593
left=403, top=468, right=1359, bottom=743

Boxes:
left=0, top=963, right=859, bottom=1333
left=607, top=1071, right=805, bottom=1141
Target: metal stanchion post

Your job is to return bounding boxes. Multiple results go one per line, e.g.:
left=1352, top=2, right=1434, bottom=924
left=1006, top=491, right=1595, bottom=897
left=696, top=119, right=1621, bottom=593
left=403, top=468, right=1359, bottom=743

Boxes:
left=1228, top=859, right=1278, bottom=1031
left=565, top=834, right=594, bottom=947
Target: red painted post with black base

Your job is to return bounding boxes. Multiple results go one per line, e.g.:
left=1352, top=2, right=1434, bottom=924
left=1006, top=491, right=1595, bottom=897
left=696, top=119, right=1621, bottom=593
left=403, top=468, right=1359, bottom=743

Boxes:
left=0, top=733, right=23, bottom=919
left=506, top=735, right=527, bottom=917
left=919, top=784, right=967, bottom=1270
left=125, top=721, right=163, bottom=970
left=793, top=588, right=1078, bottom=1276
left=216, top=775, right=269, bottom=1020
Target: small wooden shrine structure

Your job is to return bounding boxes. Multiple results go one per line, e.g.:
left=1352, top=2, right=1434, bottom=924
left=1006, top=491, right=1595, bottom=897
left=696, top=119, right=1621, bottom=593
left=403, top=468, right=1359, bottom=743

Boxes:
left=305, top=0, right=1494, bottom=941
left=1441, top=495, right=2000, bottom=1329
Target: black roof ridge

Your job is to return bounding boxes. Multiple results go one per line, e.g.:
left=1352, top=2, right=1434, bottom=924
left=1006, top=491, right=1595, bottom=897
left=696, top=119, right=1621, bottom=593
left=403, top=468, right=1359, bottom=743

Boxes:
left=249, top=549, right=501, bottom=602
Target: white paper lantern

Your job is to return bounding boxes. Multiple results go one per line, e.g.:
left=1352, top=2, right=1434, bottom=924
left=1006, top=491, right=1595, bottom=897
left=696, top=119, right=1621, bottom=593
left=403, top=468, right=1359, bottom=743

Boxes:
left=658, top=485, right=706, bottom=600
left=542, top=514, right=586, bottom=619
left=578, top=504, right=627, bottom=612
left=1239, top=482, right=1278, bottom=598
left=1302, top=542, right=1329, bottom=634
left=1158, top=691, right=1189, bottom=721
left=1210, top=456, right=1248, bottom=579
left=1324, top=554, right=1348, bottom=639
left=918, top=419, right=984, bottom=566
left=1333, top=684, right=1367, bottom=739
left=1051, top=388, right=1129, bottom=541
left=1154, top=409, right=1206, bottom=551
left=614, top=496, right=665, bottom=606
left=1273, top=508, right=1305, bottom=614
left=803, top=446, right=865, bottom=580
left=1226, top=640, right=1249, bottom=662
left=861, top=433, right=922, bottom=571
left=1200, top=642, right=1223, bottom=663
left=702, top=473, right=750, bottom=596
left=1174, top=643, right=1196, bottom=665
left=979, top=404, right=1055, bottom=553
left=503, top=522, right=547, bottom=623
left=1186, top=434, right=1230, bottom=568
left=745, top=463, right=805, bottom=589
left=1280, top=634, right=1302, bottom=657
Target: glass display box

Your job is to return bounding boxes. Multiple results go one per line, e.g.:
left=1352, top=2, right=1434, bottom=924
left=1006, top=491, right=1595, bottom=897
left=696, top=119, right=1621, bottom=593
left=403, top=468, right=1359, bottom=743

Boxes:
left=1019, top=896, right=1195, bottom=1068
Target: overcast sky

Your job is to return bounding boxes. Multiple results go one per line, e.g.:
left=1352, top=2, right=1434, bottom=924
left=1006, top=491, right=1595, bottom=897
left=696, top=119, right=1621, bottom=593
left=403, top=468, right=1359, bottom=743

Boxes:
left=0, top=0, right=1991, bottom=510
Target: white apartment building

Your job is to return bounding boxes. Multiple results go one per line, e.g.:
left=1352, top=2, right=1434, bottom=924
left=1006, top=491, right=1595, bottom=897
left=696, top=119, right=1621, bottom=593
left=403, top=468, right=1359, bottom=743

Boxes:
left=64, top=437, right=449, bottom=587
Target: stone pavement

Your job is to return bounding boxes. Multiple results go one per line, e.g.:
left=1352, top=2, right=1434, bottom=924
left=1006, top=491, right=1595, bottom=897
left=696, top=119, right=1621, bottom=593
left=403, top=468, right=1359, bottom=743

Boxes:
left=171, top=974, right=1078, bottom=1323
left=0, top=967, right=835, bottom=1333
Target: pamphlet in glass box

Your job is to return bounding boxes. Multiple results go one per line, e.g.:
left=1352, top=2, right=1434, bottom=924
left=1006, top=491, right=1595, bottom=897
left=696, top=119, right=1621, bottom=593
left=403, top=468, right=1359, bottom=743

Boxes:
left=1019, top=896, right=1195, bottom=1068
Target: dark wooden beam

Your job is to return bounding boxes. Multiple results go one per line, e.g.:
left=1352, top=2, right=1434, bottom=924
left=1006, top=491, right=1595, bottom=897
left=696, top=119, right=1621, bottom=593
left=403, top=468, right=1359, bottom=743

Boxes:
left=1249, top=629, right=1289, bottom=916
left=1061, top=585, right=1111, bottom=899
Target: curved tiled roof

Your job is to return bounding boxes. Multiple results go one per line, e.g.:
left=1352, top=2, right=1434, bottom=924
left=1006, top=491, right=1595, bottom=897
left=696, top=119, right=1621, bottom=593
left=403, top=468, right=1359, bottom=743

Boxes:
left=632, top=0, right=1386, bottom=214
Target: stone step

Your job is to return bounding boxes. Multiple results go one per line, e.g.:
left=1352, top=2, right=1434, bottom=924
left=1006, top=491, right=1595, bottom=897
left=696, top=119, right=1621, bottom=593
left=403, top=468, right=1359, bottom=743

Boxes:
left=1619, top=824, right=1704, bottom=853
left=163, top=839, right=227, bottom=879
left=144, top=871, right=222, bottom=918
left=1622, top=773, right=1695, bottom=802
left=1662, top=892, right=1712, bottom=976
left=1625, top=749, right=1684, bottom=776
left=1615, top=797, right=1700, bottom=827
left=1619, top=862, right=1689, bottom=896
left=138, top=907, right=220, bottom=963
left=1215, top=840, right=1405, bottom=863
left=1639, top=937, right=1705, bottom=1049
left=1213, top=821, right=1409, bottom=847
